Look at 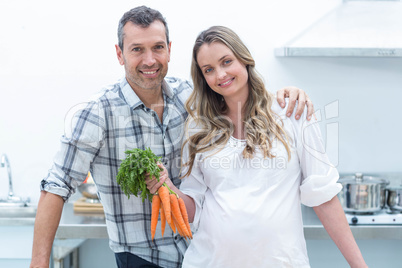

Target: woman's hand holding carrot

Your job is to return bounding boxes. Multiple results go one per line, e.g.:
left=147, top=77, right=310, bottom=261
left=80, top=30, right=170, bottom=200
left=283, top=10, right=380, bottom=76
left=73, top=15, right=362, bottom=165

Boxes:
left=145, top=162, right=193, bottom=240
left=145, top=163, right=173, bottom=194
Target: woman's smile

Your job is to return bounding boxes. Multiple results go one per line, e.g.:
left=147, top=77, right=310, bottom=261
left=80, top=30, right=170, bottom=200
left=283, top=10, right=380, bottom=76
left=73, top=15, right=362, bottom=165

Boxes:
left=218, top=77, right=235, bottom=87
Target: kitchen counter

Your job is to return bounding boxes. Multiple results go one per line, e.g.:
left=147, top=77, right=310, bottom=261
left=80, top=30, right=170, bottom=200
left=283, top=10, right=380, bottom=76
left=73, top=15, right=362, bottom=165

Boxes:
left=55, top=200, right=108, bottom=239
left=302, top=204, right=402, bottom=239
left=2, top=173, right=401, bottom=240
left=54, top=201, right=402, bottom=240
left=55, top=172, right=402, bottom=240
left=0, top=216, right=36, bottom=226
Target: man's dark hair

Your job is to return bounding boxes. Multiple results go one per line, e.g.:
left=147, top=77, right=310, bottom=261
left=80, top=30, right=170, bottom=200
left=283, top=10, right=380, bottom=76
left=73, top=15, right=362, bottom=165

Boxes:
left=117, top=6, right=169, bottom=50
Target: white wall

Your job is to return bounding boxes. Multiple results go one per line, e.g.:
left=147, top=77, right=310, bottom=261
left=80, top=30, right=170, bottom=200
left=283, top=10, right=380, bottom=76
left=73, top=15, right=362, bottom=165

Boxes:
left=1, top=0, right=401, bottom=201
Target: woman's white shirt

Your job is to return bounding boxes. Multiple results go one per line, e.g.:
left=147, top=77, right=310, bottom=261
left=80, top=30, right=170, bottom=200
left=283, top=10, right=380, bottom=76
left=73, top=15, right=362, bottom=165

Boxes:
left=179, top=100, right=342, bottom=268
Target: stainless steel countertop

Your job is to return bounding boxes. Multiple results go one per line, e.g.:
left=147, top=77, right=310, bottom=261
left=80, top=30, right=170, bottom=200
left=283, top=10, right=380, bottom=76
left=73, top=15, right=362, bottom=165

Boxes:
left=301, top=204, right=402, bottom=240
left=55, top=200, right=108, bottom=239
left=0, top=217, right=36, bottom=226
left=54, top=198, right=402, bottom=240
left=3, top=173, right=401, bottom=240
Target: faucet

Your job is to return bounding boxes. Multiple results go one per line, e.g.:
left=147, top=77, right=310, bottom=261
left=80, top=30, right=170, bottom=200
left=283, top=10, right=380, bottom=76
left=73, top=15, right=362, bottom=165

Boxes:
left=1, top=154, right=15, bottom=200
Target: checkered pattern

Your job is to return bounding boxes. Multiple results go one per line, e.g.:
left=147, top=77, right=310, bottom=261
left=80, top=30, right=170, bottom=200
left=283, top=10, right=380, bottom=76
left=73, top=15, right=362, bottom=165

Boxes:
left=41, top=77, right=193, bottom=268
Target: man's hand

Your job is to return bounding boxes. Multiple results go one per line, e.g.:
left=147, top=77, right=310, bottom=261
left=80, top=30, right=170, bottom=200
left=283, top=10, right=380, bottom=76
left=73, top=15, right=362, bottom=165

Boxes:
left=276, top=86, right=314, bottom=121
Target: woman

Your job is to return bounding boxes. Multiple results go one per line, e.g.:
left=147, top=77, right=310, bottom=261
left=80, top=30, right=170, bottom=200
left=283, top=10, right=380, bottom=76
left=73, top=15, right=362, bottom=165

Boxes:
left=148, top=26, right=367, bottom=267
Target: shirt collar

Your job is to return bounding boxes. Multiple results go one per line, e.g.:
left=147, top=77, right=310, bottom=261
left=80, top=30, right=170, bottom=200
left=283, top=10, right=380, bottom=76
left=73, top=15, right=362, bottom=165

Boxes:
left=120, top=77, right=174, bottom=110
left=162, top=79, right=174, bottom=100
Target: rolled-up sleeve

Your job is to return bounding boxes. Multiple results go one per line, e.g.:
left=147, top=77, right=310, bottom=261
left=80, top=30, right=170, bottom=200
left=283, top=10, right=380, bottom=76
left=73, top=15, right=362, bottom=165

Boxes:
left=291, top=108, right=342, bottom=207
left=41, top=101, right=105, bottom=202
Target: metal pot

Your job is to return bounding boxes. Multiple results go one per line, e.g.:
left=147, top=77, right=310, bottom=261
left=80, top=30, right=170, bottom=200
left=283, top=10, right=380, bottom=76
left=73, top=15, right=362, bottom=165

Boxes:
left=338, top=173, right=389, bottom=214
left=78, top=183, right=99, bottom=200
left=386, top=185, right=402, bottom=212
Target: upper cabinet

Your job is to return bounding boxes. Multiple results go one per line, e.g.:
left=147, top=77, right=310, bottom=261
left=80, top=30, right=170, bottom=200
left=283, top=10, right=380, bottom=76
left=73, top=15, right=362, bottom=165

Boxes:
left=275, top=0, right=402, bottom=57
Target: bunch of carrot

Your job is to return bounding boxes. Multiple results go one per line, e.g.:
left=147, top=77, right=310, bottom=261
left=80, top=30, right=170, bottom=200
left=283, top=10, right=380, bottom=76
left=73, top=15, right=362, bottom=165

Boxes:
left=116, top=148, right=192, bottom=241
left=151, top=185, right=192, bottom=240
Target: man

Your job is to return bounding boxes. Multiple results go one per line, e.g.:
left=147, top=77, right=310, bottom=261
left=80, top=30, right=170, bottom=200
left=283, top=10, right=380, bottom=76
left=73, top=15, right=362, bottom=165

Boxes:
left=30, top=6, right=314, bottom=268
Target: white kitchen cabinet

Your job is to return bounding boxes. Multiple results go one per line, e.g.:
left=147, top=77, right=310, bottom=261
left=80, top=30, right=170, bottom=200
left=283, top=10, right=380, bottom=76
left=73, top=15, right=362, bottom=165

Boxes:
left=0, top=225, right=34, bottom=268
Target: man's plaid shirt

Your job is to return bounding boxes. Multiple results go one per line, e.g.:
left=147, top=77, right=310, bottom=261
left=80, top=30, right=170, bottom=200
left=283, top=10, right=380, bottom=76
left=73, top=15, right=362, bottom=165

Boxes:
left=41, top=77, right=193, bottom=268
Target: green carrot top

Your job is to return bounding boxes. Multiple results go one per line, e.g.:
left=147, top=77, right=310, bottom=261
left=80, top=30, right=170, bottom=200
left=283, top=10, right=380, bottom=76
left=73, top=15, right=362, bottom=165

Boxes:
left=116, top=147, right=163, bottom=202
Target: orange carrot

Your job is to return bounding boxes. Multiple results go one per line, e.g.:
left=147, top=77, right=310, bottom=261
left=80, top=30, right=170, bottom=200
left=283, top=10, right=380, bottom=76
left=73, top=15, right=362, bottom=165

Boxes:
left=178, top=198, right=192, bottom=239
left=160, top=203, right=166, bottom=237
left=170, top=215, right=176, bottom=233
left=169, top=194, right=190, bottom=238
left=158, top=186, right=171, bottom=226
left=151, top=194, right=161, bottom=240
left=173, top=214, right=186, bottom=238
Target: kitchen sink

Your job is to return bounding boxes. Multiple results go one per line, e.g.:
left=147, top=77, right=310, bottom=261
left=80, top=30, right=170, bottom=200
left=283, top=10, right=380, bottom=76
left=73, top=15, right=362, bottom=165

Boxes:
left=0, top=154, right=37, bottom=220
left=0, top=203, right=37, bottom=218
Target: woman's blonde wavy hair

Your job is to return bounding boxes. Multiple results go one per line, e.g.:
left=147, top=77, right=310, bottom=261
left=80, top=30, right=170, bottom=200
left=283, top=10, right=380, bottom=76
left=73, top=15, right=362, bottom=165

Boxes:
left=182, top=26, right=291, bottom=177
